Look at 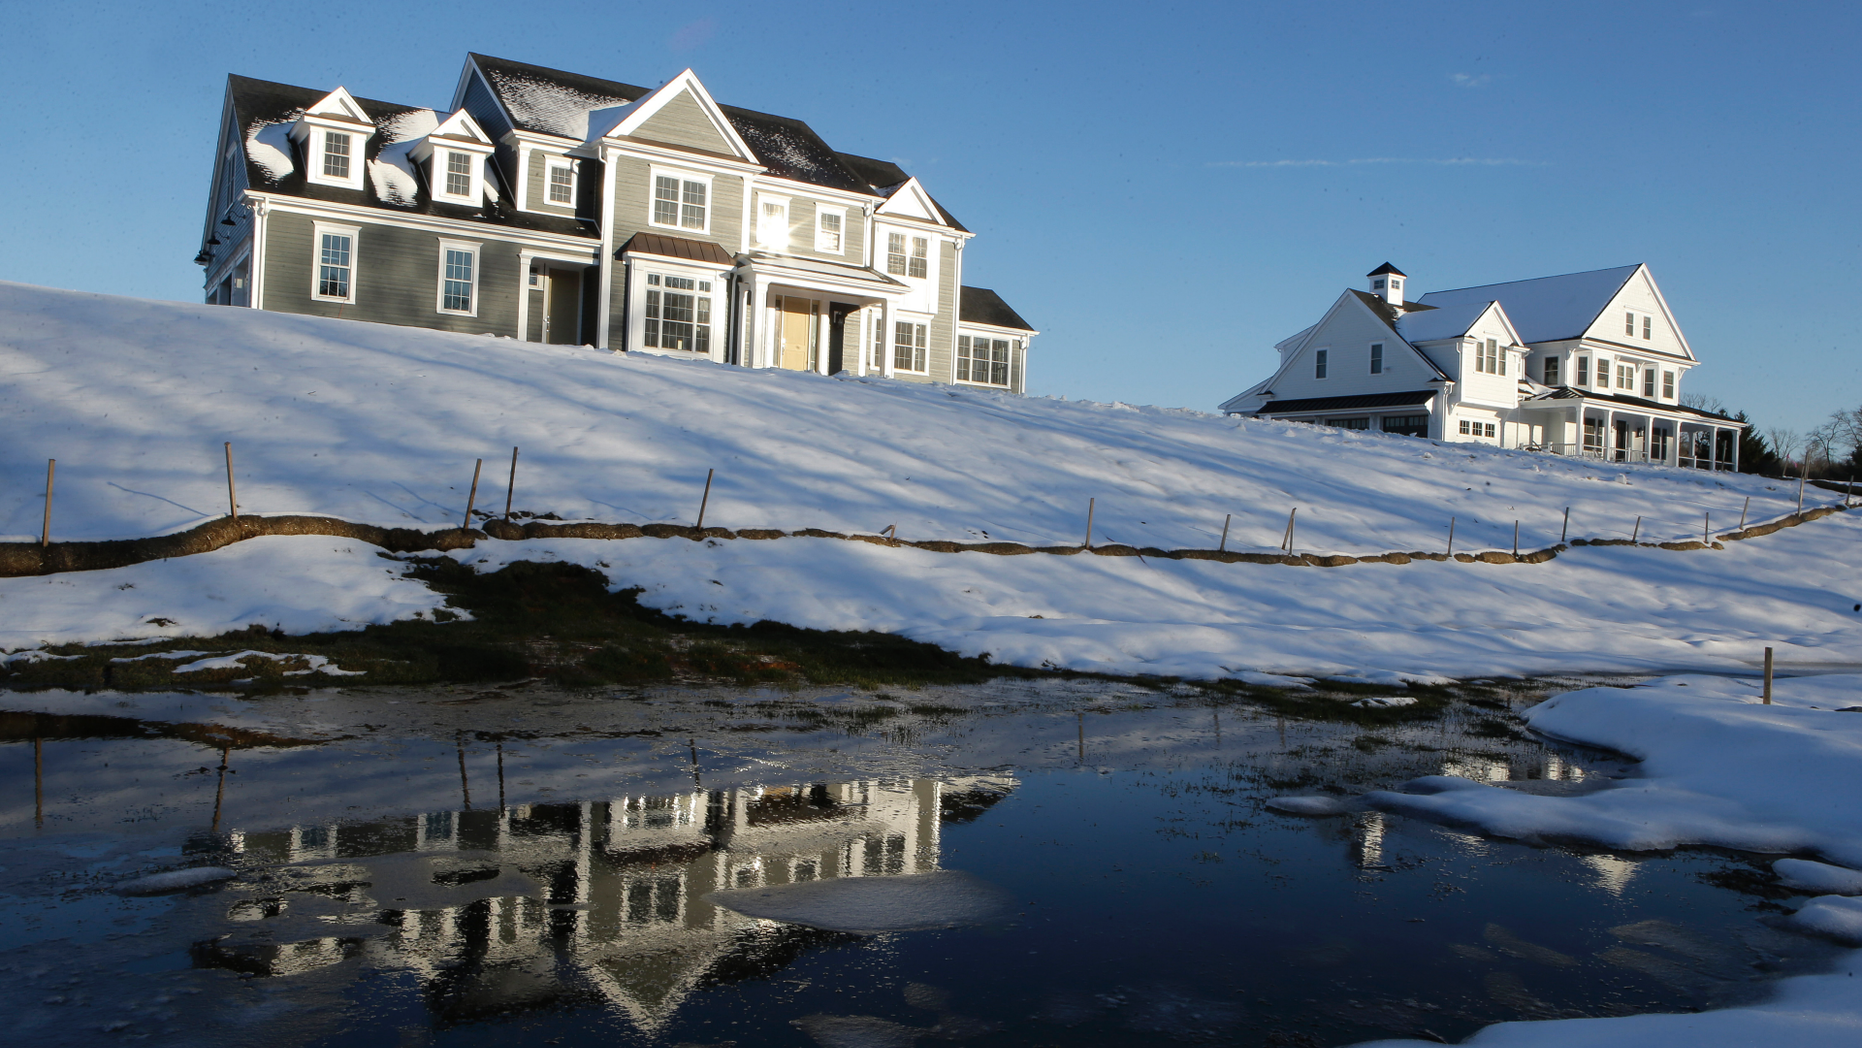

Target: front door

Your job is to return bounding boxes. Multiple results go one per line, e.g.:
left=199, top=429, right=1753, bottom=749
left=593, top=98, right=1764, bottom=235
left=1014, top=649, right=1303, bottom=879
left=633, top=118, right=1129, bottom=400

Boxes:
left=779, top=297, right=815, bottom=371
left=1613, top=420, right=1630, bottom=462
left=544, top=269, right=581, bottom=345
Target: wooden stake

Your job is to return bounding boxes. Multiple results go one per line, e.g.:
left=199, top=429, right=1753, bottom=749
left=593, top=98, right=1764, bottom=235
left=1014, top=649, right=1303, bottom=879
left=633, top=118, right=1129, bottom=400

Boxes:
left=1513, top=520, right=1519, bottom=557
left=503, top=446, right=519, bottom=521
left=1703, top=511, right=1710, bottom=544
left=1281, top=507, right=1297, bottom=552
left=697, top=468, right=714, bottom=529
left=1083, top=497, right=1095, bottom=549
left=224, top=442, right=238, bottom=521
left=1632, top=516, right=1641, bottom=543
left=1763, top=646, right=1773, bottom=705
left=211, top=743, right=230, bottom=833
left=456, top=731, right=472, bottom=810
left=41, top=459, right=54, bottom=547
left=1561, top=506, right=1570, bottom=543
left=1446, top=516, right=1455, bottom=556
left=1218, top=513, right=1231, bottom=553
left=34, top=737, right=43, bottom=828
left=1739, top=495, right=1750, bottom=529
left=463, top=458, right=483, bottom=529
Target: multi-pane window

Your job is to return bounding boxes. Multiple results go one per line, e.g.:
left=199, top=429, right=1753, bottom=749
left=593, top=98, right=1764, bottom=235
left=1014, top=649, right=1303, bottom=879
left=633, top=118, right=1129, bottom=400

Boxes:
left=1473, top=338, right=1500, bottom=374
left=872, top=313, right=885, bottom=370
left=643, top=273, right=712, bottom=353
left=1625, top=311, right=1636, bottom=337
left=1543, top=356, right=1560, bottom=385
left=1576, top=356, right=1589, bottom=385
left=317, top=232, right=352, bottom=300
left=1382, top=415, right=1429, bottom=436
left=1457, top=420, right=1498, bottom=437
left=547, top=161, right=574, bottom=205
left=957, top=335, right=1010, bottom=385
left=893, top=321, right=927, bottom=372
left=886, top=233, right=907, bottom=275
left=1583, top=417, right=1605, bottom=453
left=1314, top=348, right=1328, bottom=378
left=322, top=132, right=351, bottom=179
left=817, top=209, right=842, bottom=253
left=908, top=236, right=928, bottom=278
left=758, top=200, right=787, bottom=248
left=1617, top=363, right=1634, bottom=389
left=1595, top=358, right=1610, bottom=386
left=441, top=248, right=474, bottom=313
left=1643, top=315, right=1652, bottom=339
left=1327, top=417, right=1370, bottom=430
left=444, top=152, right=473, bottom=197
left=1643, top=368, right=1656, bottom=397
left=654, top=175, right=707, bottom=230
left=1663, top=370, right=1675, bottom=399
left=1369, top=343, right=1383, bottom=374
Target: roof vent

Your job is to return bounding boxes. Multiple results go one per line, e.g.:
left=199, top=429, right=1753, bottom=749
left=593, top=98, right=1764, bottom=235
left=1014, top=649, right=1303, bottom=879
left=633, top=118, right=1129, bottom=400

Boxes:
left=1368, top=262, right=1406, bottom=308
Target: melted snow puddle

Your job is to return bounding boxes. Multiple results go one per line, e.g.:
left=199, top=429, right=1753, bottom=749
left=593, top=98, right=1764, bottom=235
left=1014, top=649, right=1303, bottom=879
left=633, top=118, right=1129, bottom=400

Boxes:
left=0, top=679, right=1846, bottom=1047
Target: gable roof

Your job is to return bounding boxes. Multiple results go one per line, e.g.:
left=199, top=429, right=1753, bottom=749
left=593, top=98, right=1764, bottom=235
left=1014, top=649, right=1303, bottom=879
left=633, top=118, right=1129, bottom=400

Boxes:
left=960, top=287, right=1034, bottom=332
left=1416, top=264, right=1640, bottom=344
left=838, top=153, right=968, bottom=231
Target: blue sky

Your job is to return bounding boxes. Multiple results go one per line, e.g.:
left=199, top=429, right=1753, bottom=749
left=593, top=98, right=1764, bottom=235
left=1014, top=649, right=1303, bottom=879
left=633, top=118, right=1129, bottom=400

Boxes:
left=2, top=1, right=1857, bottom=434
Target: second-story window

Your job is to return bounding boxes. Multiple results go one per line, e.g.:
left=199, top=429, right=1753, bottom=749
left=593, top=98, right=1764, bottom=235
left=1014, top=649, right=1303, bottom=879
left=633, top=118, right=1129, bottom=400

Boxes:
left=445, top=152, right=473, bottom=197
left=1474, top=338, right=1500, bottom=374
left=547, top=160, right=574, bottom=205
left=322, top=132, right=351, bottom=179
left=1576, top=356, right=1589, bottom=385
left=758, top=199, right=788, bottom=249
left=1643, top=315, right=1652, bottom=339
left=1314, top=348, right=1328, bottom=379
left=1543, top=356, right=1560, bottom=385
left=654, top=175, right=707, bottom=231
left=1595, top=358, right=1610, bottom=386
left=817, top=209, right=843, bottom=253
left=1625, top=311, right=1635, bottom=337
left=909, top=236, right=928, bottom=278
left=1369, top=343, right=1383, bottom=374
left=1617, top=363, right=1634, bottom=390
left=886, top=233, right=907, bottom=275
left=1643, top=368, right=1656, bottom=397
left=1663, top=370, right=1675, bottom=399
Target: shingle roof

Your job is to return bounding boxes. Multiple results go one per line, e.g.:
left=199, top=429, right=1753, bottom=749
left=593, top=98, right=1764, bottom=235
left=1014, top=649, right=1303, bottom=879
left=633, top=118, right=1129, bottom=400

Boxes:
left=1395, top=298, right=1491, bottom=343
left=1367, top=262, right=1406, bottom=277
left=1347, top=288, right=1434, bottom=329
left=835, top=152, right=968, bottom=231
left=1417, top=265, right=1640, bottom=344
left=619, top=232, right=735, bottom=265
left=224, top=74, right=590, bottom=238
left=1257, top=390, right=1439, bottom=414
left=960, top=287, right=1034, bottom=332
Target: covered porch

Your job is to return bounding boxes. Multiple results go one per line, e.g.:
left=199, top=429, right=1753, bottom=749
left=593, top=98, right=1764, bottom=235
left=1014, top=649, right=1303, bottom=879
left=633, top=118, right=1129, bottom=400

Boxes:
left=1519, top=389, right=1742, bottom=470
left=735, top=254, right=907, bottom=376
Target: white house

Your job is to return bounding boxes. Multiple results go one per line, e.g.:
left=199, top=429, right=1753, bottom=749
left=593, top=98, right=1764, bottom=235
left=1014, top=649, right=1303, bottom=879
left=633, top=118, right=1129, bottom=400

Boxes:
left=1220, top=263, right=1745, bottom=469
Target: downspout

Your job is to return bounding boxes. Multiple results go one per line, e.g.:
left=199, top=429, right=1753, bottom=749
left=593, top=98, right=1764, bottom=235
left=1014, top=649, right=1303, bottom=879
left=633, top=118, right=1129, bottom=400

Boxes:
left=595, top=145, right=616, bottom=349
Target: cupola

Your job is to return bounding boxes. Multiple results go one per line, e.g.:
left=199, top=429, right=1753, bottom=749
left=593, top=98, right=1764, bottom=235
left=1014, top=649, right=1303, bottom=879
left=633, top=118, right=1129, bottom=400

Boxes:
left=1368, top=262, right=1407, bottom=307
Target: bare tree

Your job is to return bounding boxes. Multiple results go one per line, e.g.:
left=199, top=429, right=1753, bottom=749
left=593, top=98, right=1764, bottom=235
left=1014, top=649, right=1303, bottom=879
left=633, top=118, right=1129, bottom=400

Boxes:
left=1681, top=392, right=1727, bottom=416
left=1767, top=427, right=1802, bottom=471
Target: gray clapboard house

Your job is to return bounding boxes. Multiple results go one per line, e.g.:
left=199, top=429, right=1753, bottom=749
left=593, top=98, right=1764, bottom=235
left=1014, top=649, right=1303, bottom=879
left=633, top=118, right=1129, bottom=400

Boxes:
left=196, top=56, right=1037, bottom=391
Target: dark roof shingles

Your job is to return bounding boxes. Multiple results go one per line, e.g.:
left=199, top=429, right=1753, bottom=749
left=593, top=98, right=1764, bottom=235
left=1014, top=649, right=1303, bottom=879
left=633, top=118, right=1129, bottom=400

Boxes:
left=959, top=287, right=1033, bottom=331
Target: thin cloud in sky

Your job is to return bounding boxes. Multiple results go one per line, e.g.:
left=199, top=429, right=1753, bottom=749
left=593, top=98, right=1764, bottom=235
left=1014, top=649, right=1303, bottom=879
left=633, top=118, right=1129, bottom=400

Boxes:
left=1451, top=72, right=1491, bottom=88
left=1209, top=157, right=1545, bottom=168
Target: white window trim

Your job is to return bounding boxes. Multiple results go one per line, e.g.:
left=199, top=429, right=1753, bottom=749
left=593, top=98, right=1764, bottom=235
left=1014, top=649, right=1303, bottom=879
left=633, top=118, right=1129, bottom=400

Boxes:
left=955, top=332, right=1016, bottom=387
left=310, top=221, right=361, bottom=304
left=650, top=166, right=715, bottom=235
left=892, top=317, right=930, bottom=374
left=306, top=127, right=367, bottom=191
left=544, top=156, right=577, bottom=209
left=435, top=238, right=481, bottom=317
left=1313, top=346, right=1329, bottom=379
left=814, top=204, right=846, bottom=255
left=755, top=192, right=791, bottom=250
left=433, top=149, right=483, bottom=204
left=631, top=263, right=724, bottom=359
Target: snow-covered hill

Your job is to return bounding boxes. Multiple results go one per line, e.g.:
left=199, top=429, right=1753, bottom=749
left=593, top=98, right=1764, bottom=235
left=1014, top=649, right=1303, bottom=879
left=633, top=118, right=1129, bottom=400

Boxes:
left=0, top=281, right=1806, bottom=551
left=2, top=280, right=1856, bottom=680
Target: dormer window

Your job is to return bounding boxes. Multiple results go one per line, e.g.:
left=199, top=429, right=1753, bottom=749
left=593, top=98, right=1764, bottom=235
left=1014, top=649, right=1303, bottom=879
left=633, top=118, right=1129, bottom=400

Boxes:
left=546, top=159, right=575, bottom=206
left=322, top=132, right=352, bottom=180
left=444, top=152, right=472, bottom=197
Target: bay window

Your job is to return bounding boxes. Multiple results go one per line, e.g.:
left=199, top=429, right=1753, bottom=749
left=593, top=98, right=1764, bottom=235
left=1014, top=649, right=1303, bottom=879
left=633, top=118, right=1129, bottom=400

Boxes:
left=643, top=273, right=712, bottom=353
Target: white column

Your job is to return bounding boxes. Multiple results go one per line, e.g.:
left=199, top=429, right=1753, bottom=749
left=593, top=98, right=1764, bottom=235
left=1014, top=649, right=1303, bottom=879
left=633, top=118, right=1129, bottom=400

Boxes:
left=516, top=251, right=534, bottom=342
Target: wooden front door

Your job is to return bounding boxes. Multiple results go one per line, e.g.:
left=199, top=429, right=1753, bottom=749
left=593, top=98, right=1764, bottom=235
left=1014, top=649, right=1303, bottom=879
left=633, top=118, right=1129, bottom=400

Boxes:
left=544, top=269, right=581, bottom=345
left=779, top=297, right=815, bottom=371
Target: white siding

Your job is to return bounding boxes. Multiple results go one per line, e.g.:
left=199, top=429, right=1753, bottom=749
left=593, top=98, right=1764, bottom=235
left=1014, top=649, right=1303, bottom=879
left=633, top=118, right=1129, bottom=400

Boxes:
left=1264, top=298, right=1420, bottom=403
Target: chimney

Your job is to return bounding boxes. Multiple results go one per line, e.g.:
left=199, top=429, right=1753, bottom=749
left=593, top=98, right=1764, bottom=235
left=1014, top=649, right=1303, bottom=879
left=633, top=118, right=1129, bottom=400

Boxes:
left=1368, top=262, right=1407, bottom=308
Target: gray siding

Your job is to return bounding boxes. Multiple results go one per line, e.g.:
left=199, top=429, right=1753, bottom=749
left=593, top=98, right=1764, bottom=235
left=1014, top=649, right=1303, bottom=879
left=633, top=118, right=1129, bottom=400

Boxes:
left=768, top=194, right=866, bottom=265
left=262, top=211, right=521, bottom=337
left=610, top=155, right=743, bottom=249
left=525, top=150, right=576, bottom=217
left=929, top=240, right=957, bottom=380
left=525, top=287, right=544, bottom=342
left=459, top=72, right=519, bottom=195
left=632, top=90, right=732, bottom=154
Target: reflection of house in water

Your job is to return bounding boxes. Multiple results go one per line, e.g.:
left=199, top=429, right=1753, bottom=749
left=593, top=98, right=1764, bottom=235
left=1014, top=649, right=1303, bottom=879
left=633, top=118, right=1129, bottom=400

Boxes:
left=197, top=776, right=1013, bottom=1033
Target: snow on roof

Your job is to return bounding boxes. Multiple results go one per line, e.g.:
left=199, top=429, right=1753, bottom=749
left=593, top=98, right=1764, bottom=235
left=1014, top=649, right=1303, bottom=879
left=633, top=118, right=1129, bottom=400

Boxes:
left=486, top=68, right=635, bottom=139
left=244, top=119, right=296, bottom=182
left=368, top=109, right=440, bottom=207
left=1417, top=265, right=1639, bottom=344
left=1395, top=298, right=1491, bottom=343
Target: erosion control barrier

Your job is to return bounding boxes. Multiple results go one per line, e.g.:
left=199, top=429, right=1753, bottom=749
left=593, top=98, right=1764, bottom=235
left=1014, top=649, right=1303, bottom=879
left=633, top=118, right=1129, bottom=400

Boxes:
left=0, top=503, right=1846, bottom=580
